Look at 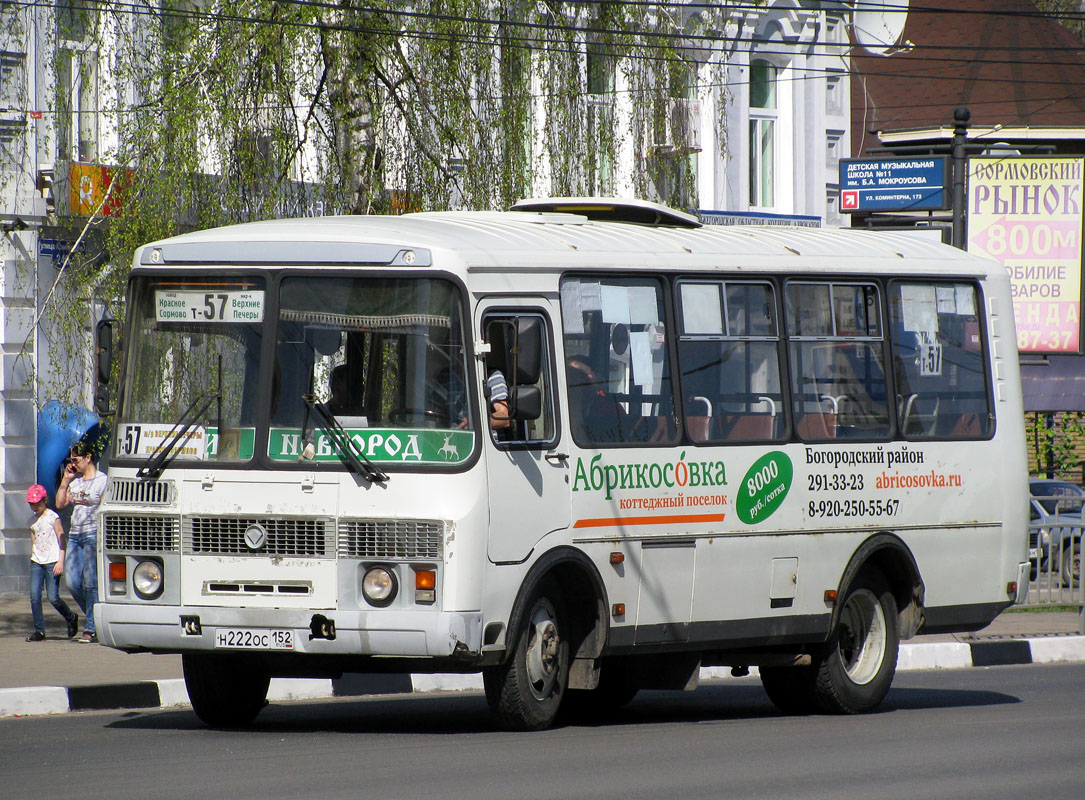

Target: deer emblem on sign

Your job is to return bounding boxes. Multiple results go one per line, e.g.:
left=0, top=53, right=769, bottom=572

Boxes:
left=437, top=433, right=459, bottom=461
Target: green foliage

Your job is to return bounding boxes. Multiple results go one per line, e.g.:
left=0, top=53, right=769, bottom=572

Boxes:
left=1027, top=411, right=1085, bottom=480
left=1032, top=0, right=1085, bottom=43
left=35, top=1, right=734, bottom=405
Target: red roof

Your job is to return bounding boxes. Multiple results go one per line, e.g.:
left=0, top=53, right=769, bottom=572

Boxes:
left=851, top=0, right=1085, bottom=154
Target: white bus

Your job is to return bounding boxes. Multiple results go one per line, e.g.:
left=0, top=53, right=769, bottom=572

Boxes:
left=96, top=199, right=1029, bottom=730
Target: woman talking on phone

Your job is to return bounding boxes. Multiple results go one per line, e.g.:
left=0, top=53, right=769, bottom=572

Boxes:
left=56, top=443, right=108, bottom=643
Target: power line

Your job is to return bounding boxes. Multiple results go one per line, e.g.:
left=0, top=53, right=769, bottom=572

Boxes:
left=12, top=0, right=1085, bottom=59
left=6, top=1, right=1085, bottom=121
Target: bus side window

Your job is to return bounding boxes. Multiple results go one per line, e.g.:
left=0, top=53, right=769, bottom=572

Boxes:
left=559, top=277, right=677, bottom=446
left=889, top=282, right=992, bottom=440
left=786, top=282, right=890, bottom=441
left=675, top=280, right=784, bottom=443
left=483, top=313, right=556, bottom=445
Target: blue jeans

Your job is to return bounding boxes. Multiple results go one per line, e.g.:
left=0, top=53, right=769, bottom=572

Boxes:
left=30, top=560, right=76, bottom=635
left=65, top=533, right=98, bottom=634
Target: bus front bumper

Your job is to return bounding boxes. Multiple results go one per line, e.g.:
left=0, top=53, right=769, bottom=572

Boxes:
left=96, top=602, right=484, bottom=660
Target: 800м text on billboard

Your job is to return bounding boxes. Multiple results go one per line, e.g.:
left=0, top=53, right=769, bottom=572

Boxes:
left=967, top=157, right=1083, bottom=354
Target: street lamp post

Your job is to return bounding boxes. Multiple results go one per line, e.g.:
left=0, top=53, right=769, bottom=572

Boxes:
left=951, top=106, right=971, bottom=249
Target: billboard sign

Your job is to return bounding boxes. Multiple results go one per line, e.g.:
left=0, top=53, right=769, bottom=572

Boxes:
left=839, top=157, right=950, bottom=212
left=69, top=162, right=135, bottom=217
left=967, top=157, right=1083, bottom=354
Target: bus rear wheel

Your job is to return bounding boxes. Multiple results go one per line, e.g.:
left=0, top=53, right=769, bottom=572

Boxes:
left=811, top=568, right=899, bottom=714
left=182, top=653, right=270, bottom=728
left=484, top=582, right=569, bottom=731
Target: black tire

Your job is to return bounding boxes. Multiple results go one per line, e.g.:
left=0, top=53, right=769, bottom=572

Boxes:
left=759, top=664, right=817, bottom=715
left=810, top=568, right=899, bottom=714
left=182, top=653, right=270, bottom=728
left=484, top=582, right=570, bottom=731
left=1061, top=542, right=1081, bottom=588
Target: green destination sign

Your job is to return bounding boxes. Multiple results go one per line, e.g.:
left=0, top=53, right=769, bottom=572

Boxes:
left=267, top=427, right=474, bottom=464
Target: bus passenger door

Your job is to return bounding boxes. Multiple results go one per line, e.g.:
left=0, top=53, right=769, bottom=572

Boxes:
left=479, top=303, right=571, bottom=563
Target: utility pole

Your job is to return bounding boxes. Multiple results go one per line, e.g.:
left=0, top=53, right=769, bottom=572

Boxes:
left=951, top=106, right=971, bottom=249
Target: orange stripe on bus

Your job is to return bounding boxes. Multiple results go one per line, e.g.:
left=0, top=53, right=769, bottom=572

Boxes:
left=573, top=513, right=725, bottom=529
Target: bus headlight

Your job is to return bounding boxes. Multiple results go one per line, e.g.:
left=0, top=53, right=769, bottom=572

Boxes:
left=362, top=566, right=398, bottom=607
left=132, top=560, right=164, bottom=599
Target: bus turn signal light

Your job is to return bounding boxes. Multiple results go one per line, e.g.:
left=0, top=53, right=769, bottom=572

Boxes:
left=415, top=569, right=436, bottom=604
left=610, top=552, right=624, bottom=564
left=108, top=560, right=126, bottom=596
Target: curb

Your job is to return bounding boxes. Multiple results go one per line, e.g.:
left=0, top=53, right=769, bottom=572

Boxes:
left=3, top=635, right=1084, bottom=719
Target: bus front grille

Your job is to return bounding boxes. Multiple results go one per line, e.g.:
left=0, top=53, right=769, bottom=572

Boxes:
left=106, top=478, right=175, bottom=506
left=183, top=516, right=334, bottom=557
left=338, top=518, right=444, bottom=560
left=103, top=514, right=180, bottom=553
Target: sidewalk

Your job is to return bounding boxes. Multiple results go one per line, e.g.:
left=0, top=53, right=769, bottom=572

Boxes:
left=1, top=592, right=1083, bottom=718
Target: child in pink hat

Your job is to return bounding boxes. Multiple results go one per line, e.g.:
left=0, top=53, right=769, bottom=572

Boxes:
left=25, top=484, right=78, bottom=641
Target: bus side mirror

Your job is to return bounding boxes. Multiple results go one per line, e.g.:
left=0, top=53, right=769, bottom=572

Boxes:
left=94, top=317, right=117, bottom=416
left=512, top=317, right=542, bottom=384
left=509, top=386, right=541, bottom=421
left=484, top=316, right=543, bottom=385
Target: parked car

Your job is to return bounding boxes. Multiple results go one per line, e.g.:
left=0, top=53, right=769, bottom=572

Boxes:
left=1028, top=478, right=1083, bottom=587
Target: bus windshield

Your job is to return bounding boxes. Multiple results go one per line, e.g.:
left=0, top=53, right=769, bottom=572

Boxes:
left=268, top=276, right=474, bottom=465
left=116, top=277, right=265, bottom=463
left=115, top=274, right=475, bottom=468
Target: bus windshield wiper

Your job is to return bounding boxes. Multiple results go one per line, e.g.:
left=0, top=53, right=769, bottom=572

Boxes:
left=301, top=395, right=388, bottom=483
left=136, top=393, right=218, bottom=479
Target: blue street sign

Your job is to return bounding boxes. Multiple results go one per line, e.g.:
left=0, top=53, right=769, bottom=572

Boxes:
left=38, top=238, right=74, bottom=267
left=839, top=156, right=950, bottom=212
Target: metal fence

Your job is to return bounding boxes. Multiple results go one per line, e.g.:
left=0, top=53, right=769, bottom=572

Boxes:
left=1024, top=509, right=1082, bottom=611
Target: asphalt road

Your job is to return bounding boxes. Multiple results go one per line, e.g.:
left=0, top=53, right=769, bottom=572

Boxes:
left=2, top=664, right=1082, bottom=800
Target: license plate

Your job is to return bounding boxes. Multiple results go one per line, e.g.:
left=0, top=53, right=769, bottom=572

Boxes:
left=214, top=628, right=294, bottom=650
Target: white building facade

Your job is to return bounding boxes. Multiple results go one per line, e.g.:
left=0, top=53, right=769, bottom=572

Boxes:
left=0, top=0, right=851, bottom=592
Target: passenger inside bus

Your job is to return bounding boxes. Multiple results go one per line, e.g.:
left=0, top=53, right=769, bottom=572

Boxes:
left=429, top=363, right=510, bottom=432
left=484, top=370, right=511, bottom=432
left=566, top=355, right=628, bottom=442
left=326, top=365, right=354, bottom=415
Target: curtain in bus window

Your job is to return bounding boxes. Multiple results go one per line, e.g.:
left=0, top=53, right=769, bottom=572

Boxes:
left=889, top=282, right=991, bottom=439
left=675, top=281, right=784, bottom=443
left=786, top=282, right=890, bottom=441
left=560, top=276, right=676, bottom=445
left=275, top=277, right=471, bottom=436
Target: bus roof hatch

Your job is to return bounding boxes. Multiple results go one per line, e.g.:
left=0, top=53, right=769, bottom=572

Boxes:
left=509, top=197, right=702, bottom=229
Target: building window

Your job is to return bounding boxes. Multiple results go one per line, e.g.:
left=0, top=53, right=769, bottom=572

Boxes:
left=56, top=0, right=97, bottom=43
left=826, top=131, right=843, bottom=167
left=57, top=49, right=98, bottom=163
left=749, top=59, right=777, bottom=209
left=586, top=39, right=615, bottom=193
left=826, top=72, right=844, bottom=115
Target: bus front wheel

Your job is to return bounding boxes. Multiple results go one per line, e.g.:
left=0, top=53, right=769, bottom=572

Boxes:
left=811, top=568, right=899, bottom=714
left=182, top=653, right=270, bottom=728
left=484, top=582, right=569, bottom=731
